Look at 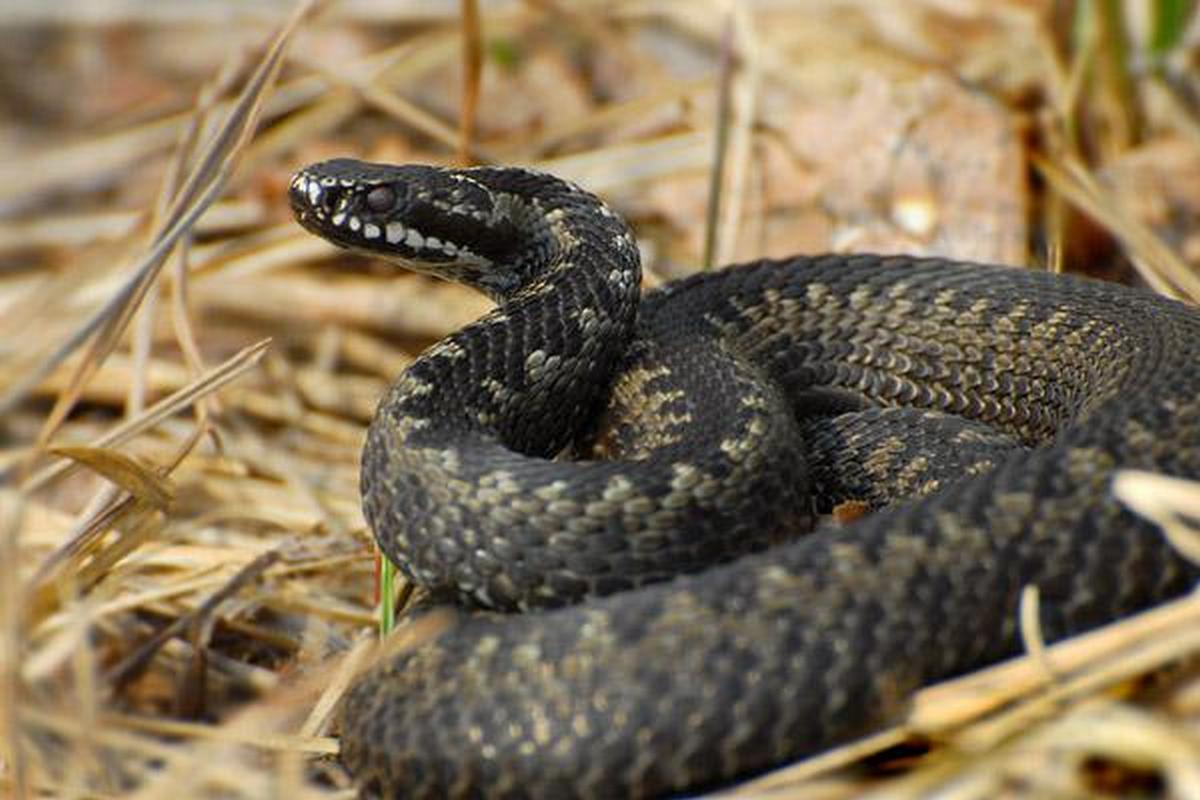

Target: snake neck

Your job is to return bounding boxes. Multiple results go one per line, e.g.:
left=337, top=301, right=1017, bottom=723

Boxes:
left=386, top=168, right=643, bottom=458
left=287, top=160, right=644, bottom=456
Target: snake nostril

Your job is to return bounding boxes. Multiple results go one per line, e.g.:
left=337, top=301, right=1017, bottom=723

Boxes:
left=289, top=173, right=350, bottom=219
left=290, top=174, right=323, bottom=212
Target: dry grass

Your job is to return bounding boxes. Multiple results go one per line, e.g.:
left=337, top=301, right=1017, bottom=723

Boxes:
left=2, top=2, right=1200, bottom=798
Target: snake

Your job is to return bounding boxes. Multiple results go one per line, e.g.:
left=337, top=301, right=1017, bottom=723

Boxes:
left=288, top=159, right=1200, bottom=798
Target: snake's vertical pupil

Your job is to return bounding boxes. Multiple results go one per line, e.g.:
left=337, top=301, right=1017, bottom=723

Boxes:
left=366, top=186, right=396, bottom=212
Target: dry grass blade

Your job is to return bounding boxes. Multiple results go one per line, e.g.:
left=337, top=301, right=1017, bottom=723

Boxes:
left=298, top=633, right=375, bottom=740
left=1147, top=75, right=1200, bottom=152
left=721, top=728, right=912, bottom=797
left=0, top=490, right=27, bottom=798
left=47, top=446, right=174, bottom=510
left=27, top=496, right=167, bottom=630
left=0, top=120, right=185, bottom=210
left=109, top=711, right=339, bottom=756
left=1114, top=470, right=1200, bottom=565
left=163, top=57, right=253, bottom=397
left=739, top=467, right=1200, bottom=795
left=1033, top=153, right=1200, bottom=300
left=1, top=0, right=320, bottom=439
left=131, top=60, right=242, bottom=418
left=702, top=10, right=735, bottom=270
left=37, top=489, right=165, bottom=589
left=1022, top=705, right=1200, bottom=796
left=1017, top=584, right=1056, bottom=684
left=17, top=338, right=270, bottom=493
left=715, top=2, right=759, bottom=270
left=911, top=592, right=1200, bottom=735
left=734, top=590, right=1200, bottom=798
left=291, top=49, right=498, bottom=164
left=537, top=132, right=714, bottom=190
left=105, top=550, right=280, bottom=691
left=458, top=0, right=483, bottom=165
left=0, top=51, right=362, bottom=209
left=26, top=398, right=213, bottom=625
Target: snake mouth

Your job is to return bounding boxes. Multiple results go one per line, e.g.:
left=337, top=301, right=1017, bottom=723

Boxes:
left=288, top=163, right=497, bottom=274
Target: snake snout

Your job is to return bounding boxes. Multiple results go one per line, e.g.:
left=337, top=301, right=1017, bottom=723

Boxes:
left=288, top=169, right=346, bottom=223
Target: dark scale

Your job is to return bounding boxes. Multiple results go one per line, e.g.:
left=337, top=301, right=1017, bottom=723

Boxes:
left=290, top=161, right=1200, bottom=799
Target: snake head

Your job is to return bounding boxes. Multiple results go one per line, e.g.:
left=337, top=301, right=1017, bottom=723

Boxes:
left=289, top=159, right=536, bottom=299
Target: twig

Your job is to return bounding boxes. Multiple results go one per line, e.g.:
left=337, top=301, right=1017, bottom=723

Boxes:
left=105, top=550, right=282, bottom=692
left=458, top=0, right=483, bottom=166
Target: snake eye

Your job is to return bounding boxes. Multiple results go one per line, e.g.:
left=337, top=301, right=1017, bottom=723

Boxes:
left=365, top=186, right=396, bottom=212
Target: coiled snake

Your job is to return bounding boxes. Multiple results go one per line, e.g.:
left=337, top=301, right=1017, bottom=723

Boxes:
left=289, top=160, right=1200, bottom=798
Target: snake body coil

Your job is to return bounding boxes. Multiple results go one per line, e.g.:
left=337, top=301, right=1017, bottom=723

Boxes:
left=290, top=161, right=1200, bottom=798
